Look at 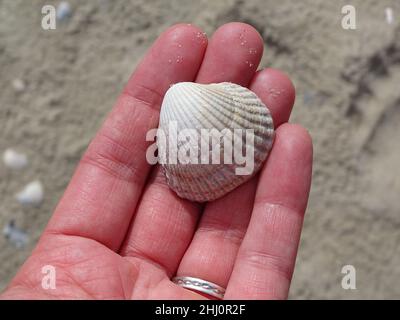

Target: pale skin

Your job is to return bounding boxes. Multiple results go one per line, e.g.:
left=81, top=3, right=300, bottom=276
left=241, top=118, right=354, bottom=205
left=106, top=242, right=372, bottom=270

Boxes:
left=0, top=23, right=312, bottom=300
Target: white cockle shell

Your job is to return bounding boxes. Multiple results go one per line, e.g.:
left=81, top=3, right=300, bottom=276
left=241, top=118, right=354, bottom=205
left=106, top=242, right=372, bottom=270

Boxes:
left=2, top=148, right=28, bottom=170
left=15, top=180, right=44, bottom=206
left=157, top=82, right=274, bottom=202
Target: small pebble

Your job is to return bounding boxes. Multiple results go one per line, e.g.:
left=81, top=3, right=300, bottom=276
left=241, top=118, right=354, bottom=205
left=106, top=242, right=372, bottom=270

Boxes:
left=12, top=78, right=26, bottom=93
left=15, top=180, right=44, bottom=207
left=3, top=220, right=29, bottom=249
left=385, top=7, right=394, bottom=25
left=2, top=148, right=28, bottom=170
left=57, top=1, right=72, bottom=21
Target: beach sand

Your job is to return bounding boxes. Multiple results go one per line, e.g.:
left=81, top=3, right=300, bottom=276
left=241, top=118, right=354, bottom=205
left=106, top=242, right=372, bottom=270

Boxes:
left=1, top=0, right=399, bottom=298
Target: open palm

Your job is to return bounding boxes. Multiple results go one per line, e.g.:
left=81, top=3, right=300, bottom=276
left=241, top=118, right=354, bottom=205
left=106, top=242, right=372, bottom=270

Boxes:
left=1, top=23, right=312, bottom=300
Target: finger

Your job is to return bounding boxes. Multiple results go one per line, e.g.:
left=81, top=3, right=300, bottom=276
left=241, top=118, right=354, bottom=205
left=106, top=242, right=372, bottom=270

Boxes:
left=43, top=24, right=207, bottom=251
left=120, top=22, right=262, bottom=277
left=176, top=68, right=295, bottom=289
left=225, top=124, right=313, bottom=299
left=249, top=68, right=295, bottom=128
left=195, top=22, right=263, bottom=85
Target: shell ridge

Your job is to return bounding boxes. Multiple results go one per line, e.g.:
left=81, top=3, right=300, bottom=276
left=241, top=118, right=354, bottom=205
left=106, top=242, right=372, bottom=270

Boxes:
left=186, top=84, right=238, bottom=131
left=204, top=85, right=272, bottom=131
left=190, top=84, right=267, bottom=133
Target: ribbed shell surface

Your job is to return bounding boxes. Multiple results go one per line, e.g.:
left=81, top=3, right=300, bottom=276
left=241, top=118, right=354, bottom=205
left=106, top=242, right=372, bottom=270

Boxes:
left=157, top=82, right=274, bottom=202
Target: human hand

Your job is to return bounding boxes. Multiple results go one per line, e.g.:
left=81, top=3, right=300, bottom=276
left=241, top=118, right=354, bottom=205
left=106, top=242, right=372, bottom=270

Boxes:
left=0, top=23, right=312, bottom=300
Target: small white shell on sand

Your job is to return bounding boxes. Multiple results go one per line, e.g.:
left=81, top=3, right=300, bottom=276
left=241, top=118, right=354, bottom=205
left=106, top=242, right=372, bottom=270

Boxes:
left=158, top=82, right=274, bottom=202
left=2, top=148, right=28, bottom=170
left=15, top=180, right=44, bottom=206
left=3, top=221, right=29, bottom=249
left=385, top=7, right=394, bottom=25
left=12, top=78, right=26, bottom=93
left=57, top=1, right=72, bottom=21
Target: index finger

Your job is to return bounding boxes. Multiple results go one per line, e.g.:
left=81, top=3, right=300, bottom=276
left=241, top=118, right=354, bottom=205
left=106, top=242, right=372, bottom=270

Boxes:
left=43, top=24, right=207, bottom=251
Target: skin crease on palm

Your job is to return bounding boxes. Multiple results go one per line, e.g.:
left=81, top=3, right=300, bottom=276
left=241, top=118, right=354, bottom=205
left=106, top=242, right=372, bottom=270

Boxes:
left=0, top=23, right=312, bottom=300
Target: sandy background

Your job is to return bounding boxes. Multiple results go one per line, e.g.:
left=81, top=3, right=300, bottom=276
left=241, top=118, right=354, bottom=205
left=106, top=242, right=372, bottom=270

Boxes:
left=1, top=0, right=399, bottom=299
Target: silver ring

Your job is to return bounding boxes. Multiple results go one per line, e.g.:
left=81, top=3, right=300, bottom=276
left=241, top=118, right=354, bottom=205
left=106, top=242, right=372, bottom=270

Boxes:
left=172, top=276, right=226, bottom=299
